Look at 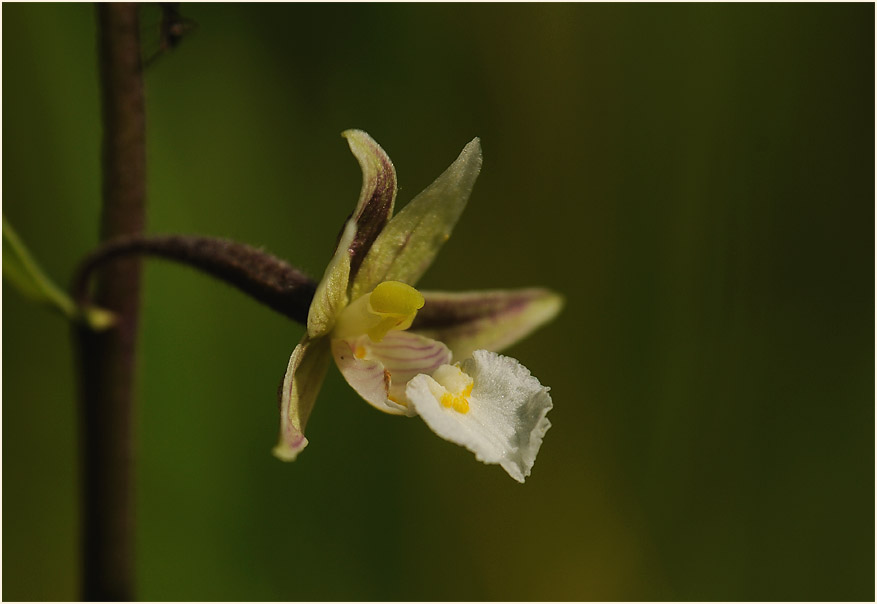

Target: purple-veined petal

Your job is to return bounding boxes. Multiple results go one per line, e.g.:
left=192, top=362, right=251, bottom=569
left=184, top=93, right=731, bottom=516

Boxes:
left=410, top=288, right=563, bottom=360
left=406, top=350, right=552, bottom=483
left=350, top=138, right=483, bottom=300
left=332, top=331, right=452, bottom=416
left=331, top=338, right=398, bottom=414
left=342, top=130, right=397, bottom=281
left=370, top=331, right=452, bottom=402
left=273, top=335, right=331, bottom=461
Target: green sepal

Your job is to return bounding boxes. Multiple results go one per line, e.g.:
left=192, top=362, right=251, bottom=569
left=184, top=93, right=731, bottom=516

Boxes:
left=349, top=138, right=482, bottom=300
left=307, top=220, right=355, bottom=338
left=411, top=288, right=564, bottom=360
left=273, top=335, right=332, bottom=462
left=341, top=130, right=397, bottom=281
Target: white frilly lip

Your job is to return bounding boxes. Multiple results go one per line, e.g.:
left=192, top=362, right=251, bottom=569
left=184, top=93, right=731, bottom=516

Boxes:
left=332, top=330, right=452, bottom=416
left=406, top=350, right=552, bottom=483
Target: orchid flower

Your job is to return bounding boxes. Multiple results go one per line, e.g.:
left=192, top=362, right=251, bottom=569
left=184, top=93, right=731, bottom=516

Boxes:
left=273, top=130, right=563, bottom=482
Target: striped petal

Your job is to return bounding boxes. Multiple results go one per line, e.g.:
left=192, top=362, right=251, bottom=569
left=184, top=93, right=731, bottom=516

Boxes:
left=332, top=331, right=451, bottom=416
left=410, top=288, right=564, bottom=360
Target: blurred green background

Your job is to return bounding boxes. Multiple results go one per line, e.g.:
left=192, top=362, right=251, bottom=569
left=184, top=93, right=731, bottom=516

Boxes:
left=3, top=3, right=874, bottom=601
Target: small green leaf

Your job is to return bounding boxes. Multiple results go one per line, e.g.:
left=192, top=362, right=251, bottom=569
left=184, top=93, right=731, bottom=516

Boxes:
left=3, top=215, right=76, bottom=316
left=3, top=215, right=115, bottom=330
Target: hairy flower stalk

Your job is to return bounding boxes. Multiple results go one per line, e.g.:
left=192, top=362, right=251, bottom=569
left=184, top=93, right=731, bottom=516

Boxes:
left=73, top=234, right=317, bottom=324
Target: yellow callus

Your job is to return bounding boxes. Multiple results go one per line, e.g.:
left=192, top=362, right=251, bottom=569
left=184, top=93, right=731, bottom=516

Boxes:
left=440, top=387, right=471, bottom=414
left=332, top=281, right=425, bottom=343
left=433, top=365, right=473, bottom=414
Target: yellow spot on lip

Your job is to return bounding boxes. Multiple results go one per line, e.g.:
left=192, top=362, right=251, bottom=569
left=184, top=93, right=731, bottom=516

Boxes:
left=434, top=365, right=474, bottom=414
left=440, top=391, right=470, bottom=414
left=354, top=345, right=367, bottom=359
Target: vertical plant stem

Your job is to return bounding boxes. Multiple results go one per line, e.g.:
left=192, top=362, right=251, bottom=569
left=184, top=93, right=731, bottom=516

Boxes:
left=76, top=3, right=146, bottom=600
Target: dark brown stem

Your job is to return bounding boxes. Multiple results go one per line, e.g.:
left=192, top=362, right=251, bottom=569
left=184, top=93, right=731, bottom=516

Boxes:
left=74, top=235, right=317, bottom=324
left=75, top=4, right=145, bottom=600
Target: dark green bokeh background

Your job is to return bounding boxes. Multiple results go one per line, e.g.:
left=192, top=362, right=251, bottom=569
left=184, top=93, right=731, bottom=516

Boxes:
left=3, top=3, right=874, bottom=601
